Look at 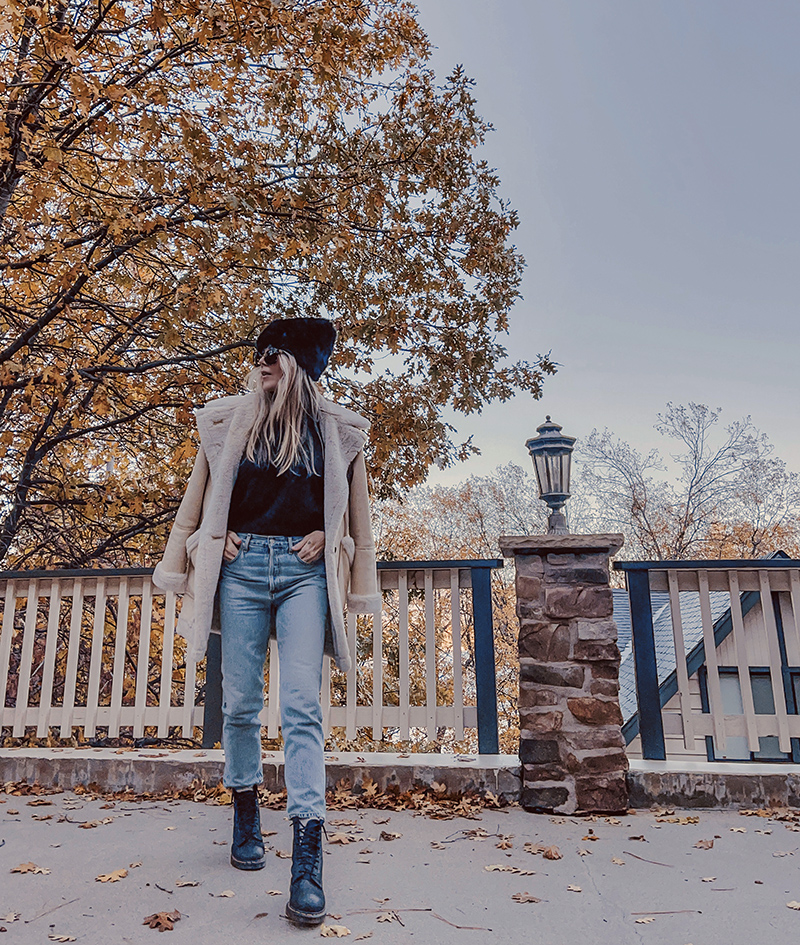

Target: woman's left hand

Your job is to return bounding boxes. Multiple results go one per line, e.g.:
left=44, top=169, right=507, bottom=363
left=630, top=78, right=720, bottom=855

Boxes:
left=293, top=530, right=325, bottom=563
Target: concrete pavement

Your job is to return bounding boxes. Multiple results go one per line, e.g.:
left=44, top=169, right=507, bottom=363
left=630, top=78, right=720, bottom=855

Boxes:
left=2, top=790, right=800, bottom=944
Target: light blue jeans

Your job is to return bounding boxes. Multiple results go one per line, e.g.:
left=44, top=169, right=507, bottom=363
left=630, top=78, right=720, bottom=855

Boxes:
left=217, top=533, right=327, bottom=821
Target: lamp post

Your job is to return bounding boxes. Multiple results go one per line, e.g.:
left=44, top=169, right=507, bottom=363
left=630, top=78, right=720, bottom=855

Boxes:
left=526, top=417, right=576, bottom=535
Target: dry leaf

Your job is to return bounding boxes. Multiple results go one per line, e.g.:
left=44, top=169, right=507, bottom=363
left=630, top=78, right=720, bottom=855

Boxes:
left=635, top=916, right=656, bottom=924
left=10, top=862, right=50, bottom=874
left=774, top=851, right=795, bottom=857
left=694, top=839, right=714, bottom=850
left=213, top=890, right=235, bottom=898
left=582, top=830, right=599, bottom=841
left=7, top=809, right=19, bottom=815
left=175, top=880, right=200, bottom=887
left=261, top=830, right=278, bottom=837
left=320, top=924, right=351, bottom=937
left=96, top=868, right=128, bottom=883
left=730, top=827, right=746, bottom=833
left=611, top=857, right=625, bottom=865
left=47, top=936, right=76, bottom=942
left=354, top=934, right=373, bottom=941
left=164, top=826, right=176, bottom=831
left=567, top=884, right=582, bottom=893
left=27, top=799, right=52, bottom=807
left=577, top=849, right=592, bottom=856
left=511, top=892, right=541, bottom=903
left=628, top=835, right=647, bottom=842
left=0, top=913, right=20, bottom=922
left=143, top=910, right=181, bottom=931
left=372, top=817, right=391, bottom=825
left=275, top=850, right=291, bottom=858
left=212, top=840, right=228, bottom=846
left=329, top=818, right=358, bottom=827
left=701, top=877, right=716, bottom=883
left=379, top=831, right=402, bottom=841
left=376, top=912, right=399, bottom=923
left=130, top=862, right=143, bottom=869
left=32, top=814, right=52, bottom=821
left=496, top=836, right=514, bottom=849
left=328, top=833, right=358, bottom=845
left=786, top=901, right=800, bottom=910
left=605, top=817, right=622, bottom=825
left=266, top=890, right=282, bottom=896
left=543, top=845, right=562, bottom=860
left=430, top=841, right=445, bottom=850
left=755, top=829, right=772, bottom=835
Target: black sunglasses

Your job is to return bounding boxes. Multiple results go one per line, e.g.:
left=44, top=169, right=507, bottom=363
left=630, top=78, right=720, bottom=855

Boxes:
left=254, top=345, right=282, bottom=366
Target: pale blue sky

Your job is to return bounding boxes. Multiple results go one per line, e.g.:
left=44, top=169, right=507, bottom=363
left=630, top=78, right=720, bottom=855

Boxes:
left=414, top=0, right=800, bottom=484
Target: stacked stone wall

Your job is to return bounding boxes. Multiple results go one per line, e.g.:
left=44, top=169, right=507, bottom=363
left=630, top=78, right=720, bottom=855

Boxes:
left=500, top=535, right=627, bottom=814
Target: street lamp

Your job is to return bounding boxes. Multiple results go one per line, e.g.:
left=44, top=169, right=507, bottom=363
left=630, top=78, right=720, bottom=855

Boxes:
left=526, top=417, right=576, bottom=535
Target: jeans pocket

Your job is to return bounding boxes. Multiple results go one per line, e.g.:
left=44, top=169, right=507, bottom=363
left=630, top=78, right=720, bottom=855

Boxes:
left=222, top=540, right=244, bottom=566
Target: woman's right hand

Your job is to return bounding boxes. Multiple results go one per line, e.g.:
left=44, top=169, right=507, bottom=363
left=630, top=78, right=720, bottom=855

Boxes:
left=223, top=530, right=242, bottom=562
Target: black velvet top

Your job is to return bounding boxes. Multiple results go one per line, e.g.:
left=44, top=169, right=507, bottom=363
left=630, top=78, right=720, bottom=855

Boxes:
left=227, top=424, right=324, bottom=537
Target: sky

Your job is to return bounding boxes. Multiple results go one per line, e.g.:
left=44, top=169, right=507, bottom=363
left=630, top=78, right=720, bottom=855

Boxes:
left=412, top=0, right=800, bottom=486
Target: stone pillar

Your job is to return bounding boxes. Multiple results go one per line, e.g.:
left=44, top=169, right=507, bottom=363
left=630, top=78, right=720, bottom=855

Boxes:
left=499, top=534, right=627, bottom=814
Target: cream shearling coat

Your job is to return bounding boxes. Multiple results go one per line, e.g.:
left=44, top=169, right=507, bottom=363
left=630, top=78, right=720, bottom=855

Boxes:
left=152, top=391, right=380, bottom=673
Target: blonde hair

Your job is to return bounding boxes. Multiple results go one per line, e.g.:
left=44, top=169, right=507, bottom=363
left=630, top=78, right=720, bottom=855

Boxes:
left=245, top=351, right=322, bottom=476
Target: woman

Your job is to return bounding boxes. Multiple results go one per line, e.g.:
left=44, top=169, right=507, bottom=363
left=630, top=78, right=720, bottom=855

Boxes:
left=153, top=317, right=380, bottom=927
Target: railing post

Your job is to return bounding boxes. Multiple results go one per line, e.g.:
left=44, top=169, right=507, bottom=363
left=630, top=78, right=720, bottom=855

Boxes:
left=500, top=534, right=627, bottom=815
left=471, top=566, right=499, bottom=754
left=627, top=569, right=666, bottom=760
left=202, top=632, right=224, bottom=750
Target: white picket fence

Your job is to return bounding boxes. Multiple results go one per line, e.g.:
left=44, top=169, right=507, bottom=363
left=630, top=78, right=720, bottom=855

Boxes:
left=0, top=564, right=493, bottom=743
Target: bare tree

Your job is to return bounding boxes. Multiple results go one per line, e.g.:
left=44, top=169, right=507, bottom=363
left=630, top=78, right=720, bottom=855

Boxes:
left=576, top=403, right=800, bottom=560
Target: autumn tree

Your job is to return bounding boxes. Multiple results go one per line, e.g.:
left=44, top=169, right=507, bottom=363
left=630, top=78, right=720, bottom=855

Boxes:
left=577, top=402, right=800, bottom=560
left=0, top=0, right=554, bottom=570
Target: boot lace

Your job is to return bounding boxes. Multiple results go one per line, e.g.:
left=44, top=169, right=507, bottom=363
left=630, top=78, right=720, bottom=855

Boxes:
left=294, top=819, right=326, bottom=877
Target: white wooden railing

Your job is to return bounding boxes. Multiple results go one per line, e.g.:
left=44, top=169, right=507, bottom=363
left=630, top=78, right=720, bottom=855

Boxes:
left=0, top=561, right=502, bottom=749
left=616, top=559, right=800, bottom=762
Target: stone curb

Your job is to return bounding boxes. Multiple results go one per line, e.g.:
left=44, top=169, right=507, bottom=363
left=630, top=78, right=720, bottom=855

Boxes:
left=0, top=748, right=522, bottom=799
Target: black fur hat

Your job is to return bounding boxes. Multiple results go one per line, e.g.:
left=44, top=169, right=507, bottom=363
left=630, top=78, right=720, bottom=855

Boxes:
left=255, top=317, right=336, bottom=381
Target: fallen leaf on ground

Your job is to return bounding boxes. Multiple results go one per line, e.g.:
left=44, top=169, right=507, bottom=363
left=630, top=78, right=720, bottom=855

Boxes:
left=266, top=890, right=282, bottom=896
left=635, top=917, right=655, bottom=924
left=567, top=885, right=582, bottom=893
left=379, top=831, right=402, bottom=841
left=275, top=850, right=291, bottom=858
left=164, top=826, right=176, bottom=831
left=47, top=935, right=76, bottom=942
left=253, top=912, right=269, bottom=919
left=787, top=901, right=800, bottom=910
left=376, top=912, right=399, bottom=923
left=628, top=835, right=647, bottom=842
left=755, top=829, right=772, bottom=835
left=730, top=827, right=746, bottom=833
left=329, top=819, right=358, bottom=827
left=543, top=845, right=562, bottom=860
left=212, top=840, right=228, bottom=846
left=484, top=865, right=535, bottom=875
left=605, top=817, right=622, bottom=825
left=430, top=841, right=445, bottom=850
left=143, top=910, right=181, bottom=931
left=320, top=924, right=351, bottom=937
left=694, top=839, right=714, bottom=850
left=27, top=799, right=52, bottom=807
left=79, top=818, right=113, bottom=829
left=212, top=890, right=235, bottom=898
left=0, top=913, right=20, bottom=922
left=496, top=836, right=514, bottom=849
left=701, top=876, right=716, bottom=882
left=774, top=851, right=795, bottom=857
left=582, top=830, right=599, bottom=842
left=130, top=862, right=143, bottom=868
left=261, top=830, right=277, bottom=837
left=611, top=857, right=625, bottom=865
left=354, top=933, right=373, bottom=941
left=96, top=869, right=128, bottom=883
left=372, top=817, right=391, bottom=825
left=511, top=892, right=541, bottom=903
left=10, top=862, right=50, bottom=874
left=328, top=833, right=358, bottom=845
left=175, top=880, right=200, bottom=888
left=577, top=849, right=592, bottom=856
left=6, top=809, right=19, bottom=815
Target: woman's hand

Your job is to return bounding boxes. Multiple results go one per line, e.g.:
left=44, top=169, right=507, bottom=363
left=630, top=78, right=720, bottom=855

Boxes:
left=292, top=530, right=325, bottom=563
left=223, top=530, right=242, bottom=562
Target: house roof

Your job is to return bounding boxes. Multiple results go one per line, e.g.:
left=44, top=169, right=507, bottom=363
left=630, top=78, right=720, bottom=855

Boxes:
left=613, top=588, right=732, bottom=722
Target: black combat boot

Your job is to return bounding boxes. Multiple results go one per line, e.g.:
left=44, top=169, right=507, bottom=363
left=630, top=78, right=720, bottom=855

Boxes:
left=230, top=787, right=265, bottom=870
left=285, top=817, right=326, bottom=926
